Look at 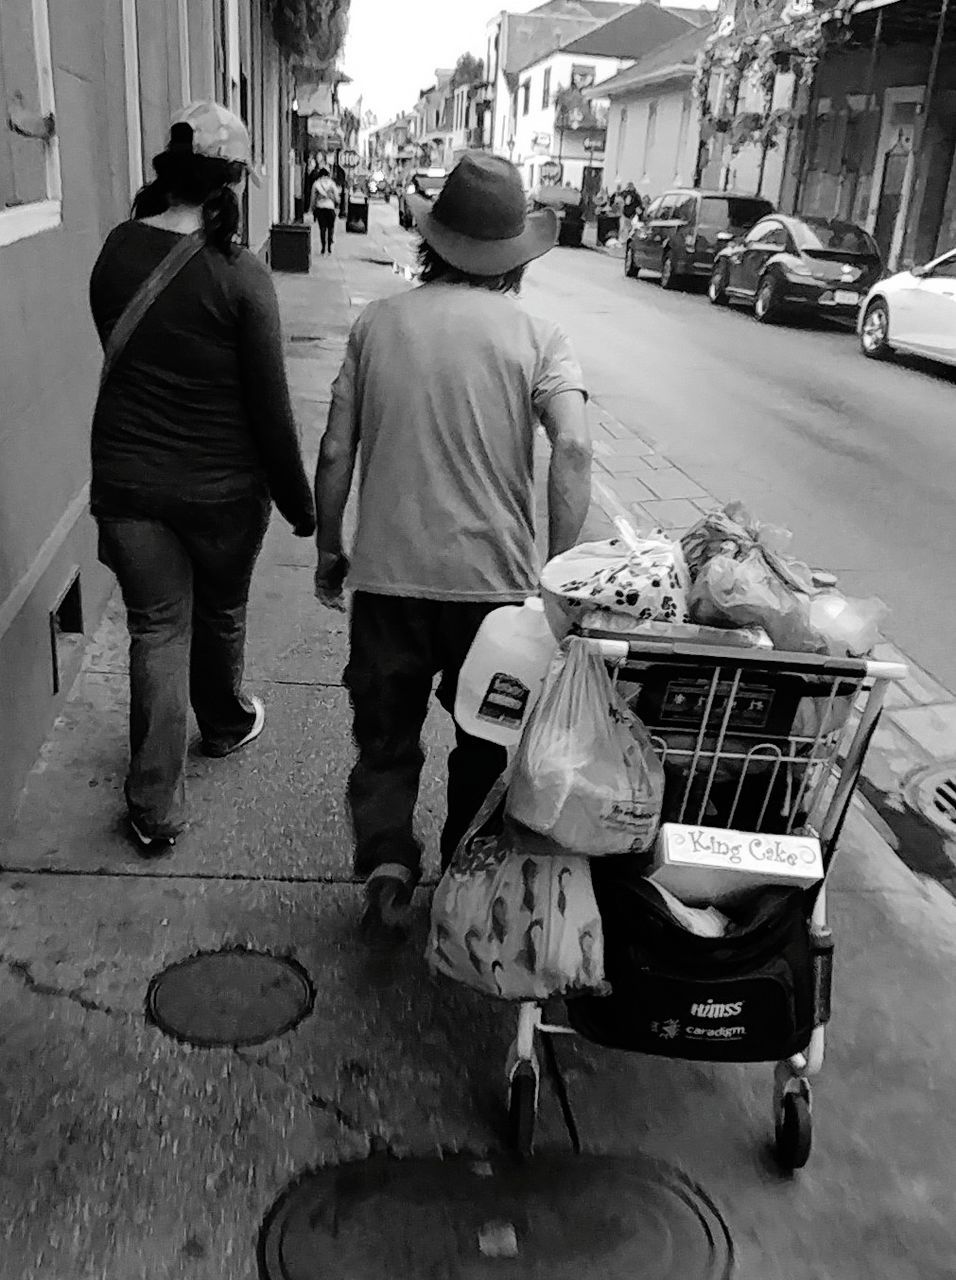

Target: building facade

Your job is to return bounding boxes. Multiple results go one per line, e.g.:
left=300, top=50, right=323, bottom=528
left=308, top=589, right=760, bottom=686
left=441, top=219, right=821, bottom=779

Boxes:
left=0, top=0, right=288, bottom=832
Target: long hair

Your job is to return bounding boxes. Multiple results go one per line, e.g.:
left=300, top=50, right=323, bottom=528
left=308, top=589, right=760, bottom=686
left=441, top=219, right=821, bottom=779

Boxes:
left=416, top=240, right=526, bottom=295
left=131, top=122, right=244, bottom=255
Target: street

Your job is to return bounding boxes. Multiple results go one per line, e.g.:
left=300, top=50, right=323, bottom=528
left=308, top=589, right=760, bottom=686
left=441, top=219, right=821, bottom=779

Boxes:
left=379, top=208, right=956, bottom=691
left=1, top=208, right=954, bottom=1278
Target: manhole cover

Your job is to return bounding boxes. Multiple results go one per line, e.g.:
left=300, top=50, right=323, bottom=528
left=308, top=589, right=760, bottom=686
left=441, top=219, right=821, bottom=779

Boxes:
left=259, top=1152, right=733, bottom=1280
left=146, top=949, right=314, bottom=1048
left=904, top=764, right=956, bottom=839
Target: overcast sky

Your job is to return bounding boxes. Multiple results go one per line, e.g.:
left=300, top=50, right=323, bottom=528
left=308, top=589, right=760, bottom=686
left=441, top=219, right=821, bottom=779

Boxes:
left=337, top=0, right=543, bottom=124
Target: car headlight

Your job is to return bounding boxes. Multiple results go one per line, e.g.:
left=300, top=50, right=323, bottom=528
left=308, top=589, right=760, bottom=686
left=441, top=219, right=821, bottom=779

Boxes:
left=785, top=261, right=813, bottom=277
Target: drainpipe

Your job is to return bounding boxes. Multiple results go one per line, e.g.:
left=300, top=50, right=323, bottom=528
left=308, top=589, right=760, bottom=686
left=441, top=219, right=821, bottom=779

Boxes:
left=890, top=0, right=950, bottom=269
left=792, top=66, right=820, bottom=213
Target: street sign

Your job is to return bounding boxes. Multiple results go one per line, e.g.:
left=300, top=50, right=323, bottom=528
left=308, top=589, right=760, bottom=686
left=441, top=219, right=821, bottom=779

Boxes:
left=583, top=138, right=604, bottom=153
left=340, top=149, right=361, bottom=169
left=540, top=160, right=562, bottom=182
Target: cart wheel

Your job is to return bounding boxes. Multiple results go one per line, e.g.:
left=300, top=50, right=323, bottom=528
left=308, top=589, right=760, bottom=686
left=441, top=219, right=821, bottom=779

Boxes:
left=508, top=1062, right=537, bottom=1158
left=775, top=1092, right=812, bottom=1170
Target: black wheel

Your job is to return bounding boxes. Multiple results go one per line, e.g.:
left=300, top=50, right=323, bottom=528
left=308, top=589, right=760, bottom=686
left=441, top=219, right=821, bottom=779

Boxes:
left=624, top=240, right=639, bottom=279
left=861, top=297, right=893, bottom=360
left=659, top=250, right=679, bottom=290
left=708, top=266, right=729, bottom=306
left=508, top=1063, right=537, bottom=1158
left=775, top=1092, right=812, bottom=1170
left=754, top=274, right=781, bottom=323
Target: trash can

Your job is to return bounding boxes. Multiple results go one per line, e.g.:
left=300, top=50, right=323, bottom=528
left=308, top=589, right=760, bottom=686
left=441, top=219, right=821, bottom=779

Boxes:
left=346, top=192, right=369, bottom=234
left=269, top=223, right=311, bottom=273
left=596, top=212, right=619, bottom=245
left=557, top=213, right=584, bottom=248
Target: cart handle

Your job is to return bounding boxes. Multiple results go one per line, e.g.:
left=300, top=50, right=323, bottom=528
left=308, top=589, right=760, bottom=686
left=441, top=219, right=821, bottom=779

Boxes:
left=579, top=633, right=907, bottom=683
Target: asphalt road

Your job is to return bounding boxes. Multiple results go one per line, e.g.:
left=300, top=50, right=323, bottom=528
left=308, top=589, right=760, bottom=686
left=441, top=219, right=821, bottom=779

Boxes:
left=520, top=245, right=956, bottom=690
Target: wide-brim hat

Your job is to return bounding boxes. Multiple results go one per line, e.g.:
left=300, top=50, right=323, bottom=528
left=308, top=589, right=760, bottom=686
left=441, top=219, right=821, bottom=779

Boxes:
left=408, top=152, right=557, bottom=276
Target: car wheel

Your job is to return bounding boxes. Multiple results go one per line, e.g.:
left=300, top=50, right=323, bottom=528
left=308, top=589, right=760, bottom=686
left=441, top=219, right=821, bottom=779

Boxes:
left=754, top=275, right=781, bottom=323
left=624, top=241, right=639, bottom=279
left=861, top=298, right=893, bottom=360
left=708, top=266, right=729, bottom=306
left=659, top=251, right=679, bottom=290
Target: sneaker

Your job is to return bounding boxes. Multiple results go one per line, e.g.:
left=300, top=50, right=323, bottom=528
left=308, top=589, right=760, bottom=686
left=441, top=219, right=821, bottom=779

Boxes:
left=202, top=696, right=265, bottom=758
left=129, top=817, right=177, bottom=856
left=360, top=874, right=415, bottom=951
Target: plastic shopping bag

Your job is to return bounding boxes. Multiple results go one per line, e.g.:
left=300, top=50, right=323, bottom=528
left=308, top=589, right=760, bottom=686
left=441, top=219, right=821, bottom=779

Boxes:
left=689, top=551, right=827, bottom=654
left=427, top=781, right=607, bottom=1000
left=506, top=638, right=665, bottom=856
left=682, top=502, right=812, bottom=594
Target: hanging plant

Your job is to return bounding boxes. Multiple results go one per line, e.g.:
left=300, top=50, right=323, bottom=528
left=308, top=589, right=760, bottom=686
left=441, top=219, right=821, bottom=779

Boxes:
left=267, top=0, right=350, bottom=65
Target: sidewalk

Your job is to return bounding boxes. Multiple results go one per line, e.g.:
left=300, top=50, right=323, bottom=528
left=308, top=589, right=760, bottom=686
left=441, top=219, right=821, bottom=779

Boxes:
left=0, top=222, right=955, bottom=1278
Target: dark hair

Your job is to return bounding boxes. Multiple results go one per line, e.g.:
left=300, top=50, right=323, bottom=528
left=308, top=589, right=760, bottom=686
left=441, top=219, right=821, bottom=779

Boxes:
left=318, top=166, right=330, bottom=178
left=131, top=122, right=245, bottom=255
left=416, top=239, right=526, bottom=295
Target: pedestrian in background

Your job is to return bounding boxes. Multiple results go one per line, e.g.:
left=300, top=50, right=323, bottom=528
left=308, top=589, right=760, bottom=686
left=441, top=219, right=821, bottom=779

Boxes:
left=89, top=102, right=315, bottom=854
left=313, top=152, right=592, bottom=949
left=311, top=166, right=341, bottom=255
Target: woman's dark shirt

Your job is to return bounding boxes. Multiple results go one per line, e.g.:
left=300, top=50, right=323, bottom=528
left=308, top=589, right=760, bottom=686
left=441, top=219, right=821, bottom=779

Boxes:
left=89, top=221, right=314, bottom=528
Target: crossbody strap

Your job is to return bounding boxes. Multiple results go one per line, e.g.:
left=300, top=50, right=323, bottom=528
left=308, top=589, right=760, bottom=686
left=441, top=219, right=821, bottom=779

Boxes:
left=99, top=230, right=204, bottom=392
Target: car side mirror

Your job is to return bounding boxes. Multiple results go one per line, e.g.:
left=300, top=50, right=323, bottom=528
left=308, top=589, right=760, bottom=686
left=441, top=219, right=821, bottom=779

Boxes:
left=716, top=231, right=734, bottom=242
left=910, top=263, right=927, bottom=278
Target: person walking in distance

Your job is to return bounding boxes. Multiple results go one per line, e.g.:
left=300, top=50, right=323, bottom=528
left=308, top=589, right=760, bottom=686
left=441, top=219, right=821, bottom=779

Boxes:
left=89, top=102, right=315, bottom=853
left=311, top=167, right=341, bottom=255
left=313, top=152, right=592, bottom=948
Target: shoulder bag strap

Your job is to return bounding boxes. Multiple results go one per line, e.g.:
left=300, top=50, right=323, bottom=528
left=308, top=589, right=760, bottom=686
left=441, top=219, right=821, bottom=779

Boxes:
left=99, top=230, right=204, bottom=392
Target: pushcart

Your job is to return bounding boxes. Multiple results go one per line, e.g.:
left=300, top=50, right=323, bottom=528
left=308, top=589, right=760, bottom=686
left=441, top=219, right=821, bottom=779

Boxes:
left=504, top=632, right=906, bottom=1169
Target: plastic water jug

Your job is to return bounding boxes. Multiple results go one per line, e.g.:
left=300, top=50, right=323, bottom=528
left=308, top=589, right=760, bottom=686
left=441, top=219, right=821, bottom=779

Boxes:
left=455, top=598, right=558, bottom=747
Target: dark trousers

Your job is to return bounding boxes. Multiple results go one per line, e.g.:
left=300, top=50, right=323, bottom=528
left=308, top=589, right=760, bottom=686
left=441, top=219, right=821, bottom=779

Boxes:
left=314, top=207, right=336, bottom=251
left=344, top=593, right=509, bottom=883
left=96, top=492, right=270, bottom=835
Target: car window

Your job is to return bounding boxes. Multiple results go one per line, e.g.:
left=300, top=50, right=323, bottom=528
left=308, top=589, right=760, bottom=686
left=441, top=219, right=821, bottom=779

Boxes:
left=758, top=223, right=789, bottom=249
left=673, top=195, right=697, bottom=222
left=656, top=196, right=676, bottom=220
left=700, top=196, right=775, bottom=233
left=644, top=197, right=663, bottom=219
left=927, top=255, right=956, bottom=279
left=794, top=218, right=877, bottom=256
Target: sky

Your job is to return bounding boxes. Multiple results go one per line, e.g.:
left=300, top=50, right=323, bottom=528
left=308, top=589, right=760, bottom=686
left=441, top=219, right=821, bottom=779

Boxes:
left=337, top=0, right=542, bottom=125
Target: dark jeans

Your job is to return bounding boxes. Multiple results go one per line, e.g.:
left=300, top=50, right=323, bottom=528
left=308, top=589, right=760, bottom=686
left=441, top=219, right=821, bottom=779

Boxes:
left=344, top=593, right=509, bottom=883
left=97, top=492, right=271, bottom=835
left=314, top=207, right=336, bottom=251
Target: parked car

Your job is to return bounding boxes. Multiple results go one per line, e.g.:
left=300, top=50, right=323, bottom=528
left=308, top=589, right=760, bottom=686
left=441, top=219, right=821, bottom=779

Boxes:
left=625, top=189, right=774, bottom=289
left=709, top=215, right=883, bottom=324
left=859, top=248, right=956, bottom=367
left=398, top=169, right=446, bottom=230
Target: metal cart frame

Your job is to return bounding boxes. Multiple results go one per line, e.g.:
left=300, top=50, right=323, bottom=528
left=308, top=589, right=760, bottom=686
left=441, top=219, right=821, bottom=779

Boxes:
left=504, top=634, right=907, bottom=1168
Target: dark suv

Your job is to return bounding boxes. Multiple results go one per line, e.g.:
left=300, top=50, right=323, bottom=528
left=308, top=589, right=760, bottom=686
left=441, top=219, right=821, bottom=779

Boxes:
left=626, top=189, right=775, bottom=290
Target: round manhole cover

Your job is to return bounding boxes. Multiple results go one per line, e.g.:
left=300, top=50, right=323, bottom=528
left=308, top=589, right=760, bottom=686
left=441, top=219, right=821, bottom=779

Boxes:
left=259, top=1152, right=733, bottom=1280
left=146, top=949, right=314, bottom=1048
left=904, top=764, right=956, bottom=839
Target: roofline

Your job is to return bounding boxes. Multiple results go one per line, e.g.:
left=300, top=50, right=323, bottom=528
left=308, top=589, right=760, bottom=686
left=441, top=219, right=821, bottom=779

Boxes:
left=586, top=59, right=695, bottom=96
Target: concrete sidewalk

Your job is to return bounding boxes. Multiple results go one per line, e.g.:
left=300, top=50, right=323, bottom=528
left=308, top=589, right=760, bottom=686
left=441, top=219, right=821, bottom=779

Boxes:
left=0, top=221, right=955, bottom=1278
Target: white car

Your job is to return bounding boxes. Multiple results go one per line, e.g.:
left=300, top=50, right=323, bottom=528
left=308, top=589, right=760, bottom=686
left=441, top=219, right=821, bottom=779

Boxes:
left=859, top=248, right=956, bottom=366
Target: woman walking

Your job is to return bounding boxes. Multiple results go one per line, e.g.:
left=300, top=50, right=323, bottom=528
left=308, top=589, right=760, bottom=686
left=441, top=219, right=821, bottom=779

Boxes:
left=310, top=167, right=341, bottom=255
left=89, top=101, right=315, bottom=853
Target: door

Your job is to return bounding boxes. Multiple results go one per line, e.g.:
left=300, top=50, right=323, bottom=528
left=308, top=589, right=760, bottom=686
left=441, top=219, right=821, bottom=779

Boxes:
left=633, top=195, right=665, bottom=268
left=730, top=221, right=786, bottom=295
left=866, top=88, right=922, bottom=244
left=905, top=254, right=956, bottom=358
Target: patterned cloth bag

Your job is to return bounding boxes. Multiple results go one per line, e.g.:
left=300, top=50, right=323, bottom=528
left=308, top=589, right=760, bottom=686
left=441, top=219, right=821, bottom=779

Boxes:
left=427, top=780, right=607, bottom=1001
left=540, top=533, right=689, bottom=629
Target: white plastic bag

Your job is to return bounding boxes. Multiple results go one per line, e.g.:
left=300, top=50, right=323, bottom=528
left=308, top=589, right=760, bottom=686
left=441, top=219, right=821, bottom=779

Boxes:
left=427, top=780, right=606, bottom=1000
left=506, top=638, right=665, bottom=856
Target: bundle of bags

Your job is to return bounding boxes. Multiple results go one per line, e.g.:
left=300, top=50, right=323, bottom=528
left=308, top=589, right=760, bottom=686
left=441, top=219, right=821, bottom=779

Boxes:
left=428, top=639, right=666, bottom=1000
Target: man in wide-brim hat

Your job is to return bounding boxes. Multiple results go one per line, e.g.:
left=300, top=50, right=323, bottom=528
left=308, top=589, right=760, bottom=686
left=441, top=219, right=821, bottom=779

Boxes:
left=313, top=152, right=592, bottom=949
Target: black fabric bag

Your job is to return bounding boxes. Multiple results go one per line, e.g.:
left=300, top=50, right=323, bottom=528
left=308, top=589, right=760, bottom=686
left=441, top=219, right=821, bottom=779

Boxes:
left=567, top=869, right=817, bottom=1062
